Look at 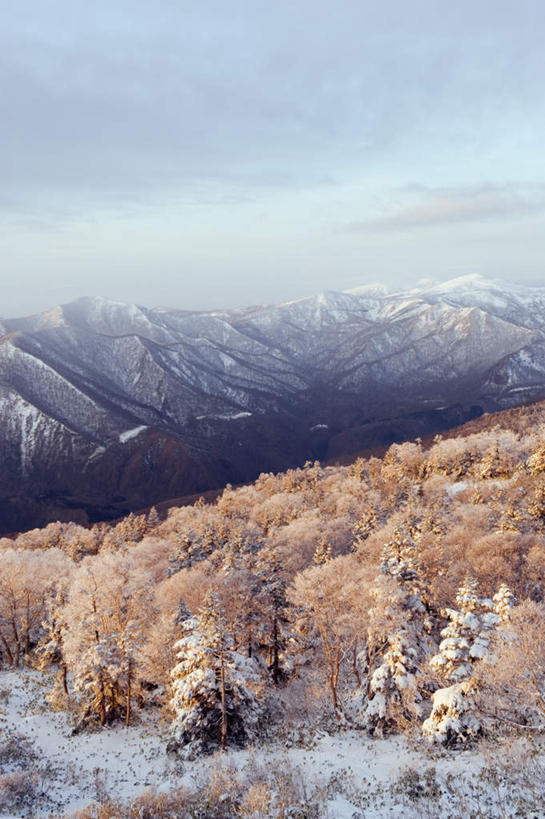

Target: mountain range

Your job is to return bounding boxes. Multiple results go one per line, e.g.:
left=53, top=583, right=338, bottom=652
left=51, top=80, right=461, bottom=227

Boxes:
left=2, top=273, right=545, bottom=533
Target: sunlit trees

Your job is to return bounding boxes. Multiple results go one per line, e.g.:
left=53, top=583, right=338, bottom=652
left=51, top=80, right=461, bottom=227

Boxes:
left=422, top=679, right=482, bottom=746
left=289, top=555, right=372, bottom=721
left=4, top=395, right=545, bottom=756
left=62, top=552, right=155, bottom=728
left=480, top=599, right=545, bottom=728
left=0, top=548, right=71, bottom=666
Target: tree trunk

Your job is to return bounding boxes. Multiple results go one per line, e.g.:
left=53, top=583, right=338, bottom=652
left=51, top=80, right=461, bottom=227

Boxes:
left=24, top=593, right=31, bottom=659
left=0, top=632, right=13, bottom=666
left=11, top=624, right=20, bottom=666
left=352, top=645, right=361, bottom=688
left=61, top=663, right=68, bottom=696
left=272, top=615, right=280, bottom=685
left=219, top=638, right=227, bottom=751
left=126, top=660, right=132, bottom=726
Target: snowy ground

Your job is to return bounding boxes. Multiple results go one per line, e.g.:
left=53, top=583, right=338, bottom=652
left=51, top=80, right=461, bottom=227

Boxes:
left=0, top=669, right=544, bottom=818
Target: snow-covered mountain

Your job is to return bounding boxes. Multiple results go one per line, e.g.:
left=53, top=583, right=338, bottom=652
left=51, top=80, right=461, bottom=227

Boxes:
left=2, top=274, right=545, bottom=532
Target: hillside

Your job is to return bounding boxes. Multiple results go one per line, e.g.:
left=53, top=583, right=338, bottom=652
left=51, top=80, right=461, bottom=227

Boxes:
left=1, top=399, right=545, bottom=814
left=2, top=274, right=545, bottom=532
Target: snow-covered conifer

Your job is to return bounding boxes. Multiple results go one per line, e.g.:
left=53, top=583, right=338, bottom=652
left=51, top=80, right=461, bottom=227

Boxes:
left=255, top=546, right=290, bottom=684
left=493, top=584, right=517, bottom=621
left=363, top=527, right=431, bottom=735
left=422, top=680, right=481, bottom=746
left=429, top=578, right=498, bottom=683
left=424, top=579, right=508, bottom=745
left=527, top=443, right=545, bottom=475
left=37, top=585, right=70, bottom=704
left=168, top=594, right=263, bottom=759
left=365, top=631, right=422, bottom=733
left=146, top=506, right=160, bottom=531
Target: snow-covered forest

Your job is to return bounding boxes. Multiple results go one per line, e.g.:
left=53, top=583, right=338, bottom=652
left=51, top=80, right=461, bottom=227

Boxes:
left=3, top=401, right=545, bottom=816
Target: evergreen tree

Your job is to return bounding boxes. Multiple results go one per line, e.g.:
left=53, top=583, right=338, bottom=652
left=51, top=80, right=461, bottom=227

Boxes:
left=313, top=535, right=332, bottom=565
left=422, top=679, right=482, bottom=747
left=527, top=443, right=545, bottom=475
left=351, top=509, right=377, bottom=551
left=363, top=527, right=431, bottom=735
left=429, top=578, right=498, bottom=684
left=168, top=594, right=263, bottom=759
left=37, top=586, right=70, bottom=705
left=146, top=506, right=160, bottom=531
left=365, top=631, right=422, bottom=733
left=493, top=584, right=517, bottom=621
left=424, top=579, right=508, bottom=746
left=255, top=546, right=290, bottom=684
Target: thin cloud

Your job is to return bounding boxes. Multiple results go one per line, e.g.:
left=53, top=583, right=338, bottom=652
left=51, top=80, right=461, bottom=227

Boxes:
left=349, top=184, right=545, bottom=232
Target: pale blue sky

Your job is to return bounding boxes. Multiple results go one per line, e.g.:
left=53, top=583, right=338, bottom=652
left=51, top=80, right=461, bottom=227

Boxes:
left=1, top=0, right=544, bottom=316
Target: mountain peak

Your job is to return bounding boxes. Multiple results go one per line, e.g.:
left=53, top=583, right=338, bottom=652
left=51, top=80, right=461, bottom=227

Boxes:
left=2, top=277, right=545, bottom=533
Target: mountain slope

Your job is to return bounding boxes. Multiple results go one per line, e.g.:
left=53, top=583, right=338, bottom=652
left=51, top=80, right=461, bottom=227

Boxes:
left=1, top=274, right=545, bottom=532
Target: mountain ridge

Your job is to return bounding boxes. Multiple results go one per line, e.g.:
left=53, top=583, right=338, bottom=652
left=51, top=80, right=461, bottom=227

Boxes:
left=2, top=275, right=545, bottom=533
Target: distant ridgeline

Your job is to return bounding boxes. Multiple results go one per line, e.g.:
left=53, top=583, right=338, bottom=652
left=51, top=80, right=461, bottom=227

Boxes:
left=1, top=274, right=545, bottom=532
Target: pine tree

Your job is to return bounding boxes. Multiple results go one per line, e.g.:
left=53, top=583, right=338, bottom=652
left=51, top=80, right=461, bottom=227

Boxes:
left=255, top=546, right=290, bottom=684
left=363, top=527, right=431, bottom=735
left=424, top=579, right=504, bottom=745
left=351, top=509, right=377, bottom=551
left=527, top=443, right=545, bottom=475
left=429, top=578, right=499, bottom=683
left=422, top=679, right=482, bottom=747
left=365, top=631, right=422, bottom=733
left=146, top=506, right=160, bottom=531
left=479, top=442, right=512, bottom=480
left=313, top=536, right=332, bottom=565
left=168, top=594, right=263, bottom=759
left=168, top=532, right=194, bottom=575
left=493, top=584, right=517, bottom=621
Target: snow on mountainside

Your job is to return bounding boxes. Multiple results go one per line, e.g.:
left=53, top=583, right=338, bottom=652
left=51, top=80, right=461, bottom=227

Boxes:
left=1, top=275, right=545, bottom=533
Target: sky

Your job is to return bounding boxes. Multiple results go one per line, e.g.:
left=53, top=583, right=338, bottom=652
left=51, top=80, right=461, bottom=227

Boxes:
left=1, top=0, right=545, bottom=316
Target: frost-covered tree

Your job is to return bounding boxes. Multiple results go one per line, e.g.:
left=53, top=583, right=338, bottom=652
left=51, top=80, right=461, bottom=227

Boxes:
left=37, top=585, right=70, bottom=703
left=493, top=584, right=517, bottom=621
left=527, top=443, right=545, bottom=475
left=0, top=549, right=71, bottom=667
left=429, top=578, right=498, bottom=684
left=313, top=536, right=332, bottom=565
left=168, top=594, right=263, bottom=758
left=362, top=527, right=432, bottom=735
left=365, top=628, right=422, bottom=733
left=422, top=680, right=481, bottom=747
left=424, top=579, right=506, bottom=745
left=351, top=508, right=378, bottom=551
left=289, top=555, right=372, bottom=721
left=255, top=545, right=290, bottom=684
left=481, top=600, right=545, bottom=727
left=62, top=553, right=154, bottom=729
left=479, top=441, right=513, bottom=480
left=146, top=506, right=160, bottom=531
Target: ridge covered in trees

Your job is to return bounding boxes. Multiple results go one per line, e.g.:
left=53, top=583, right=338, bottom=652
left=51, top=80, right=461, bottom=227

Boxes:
left=2, top=400, right=545, bottom=785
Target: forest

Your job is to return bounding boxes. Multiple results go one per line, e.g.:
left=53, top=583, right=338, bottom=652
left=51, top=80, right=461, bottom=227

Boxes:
left=2, top=401, right=545, bottom=816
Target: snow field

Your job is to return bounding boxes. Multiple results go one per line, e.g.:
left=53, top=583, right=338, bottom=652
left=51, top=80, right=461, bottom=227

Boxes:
left=1, top=669, right=544, bottom=818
